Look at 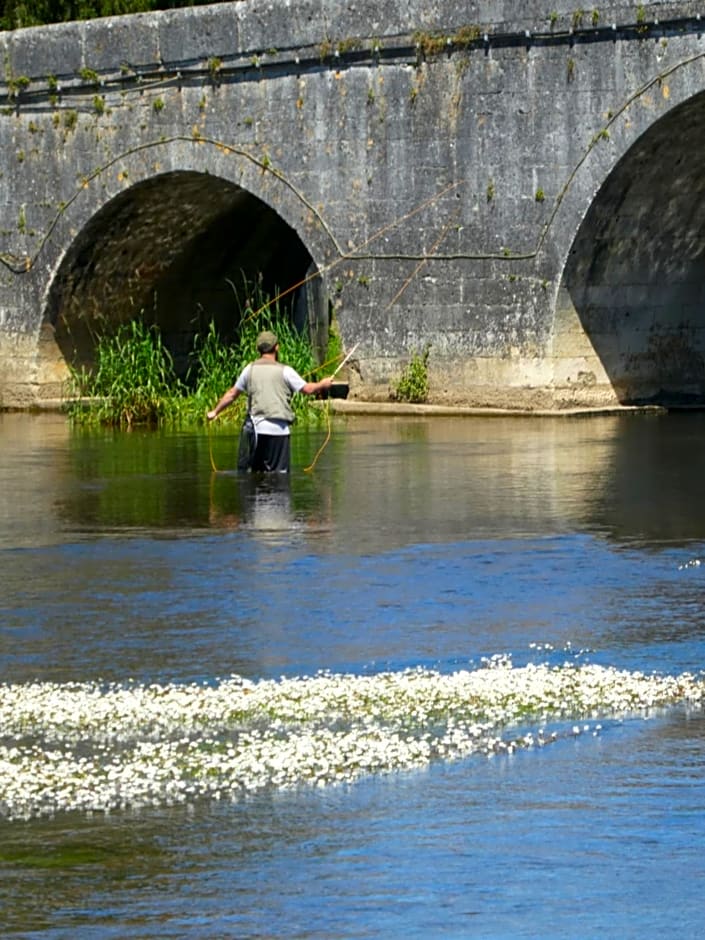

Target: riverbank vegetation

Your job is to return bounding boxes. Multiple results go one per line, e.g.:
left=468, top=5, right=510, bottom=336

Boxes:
left=392, top=344, right=430, bottom=403
left=0, top=1, right=220, bottom=31
left=65, top=296, right=340, bottom=428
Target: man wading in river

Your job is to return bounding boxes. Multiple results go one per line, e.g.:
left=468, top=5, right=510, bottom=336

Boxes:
left=206, top=330, right=332, bottom=473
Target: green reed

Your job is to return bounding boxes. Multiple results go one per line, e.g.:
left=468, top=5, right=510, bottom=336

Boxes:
left=66, top=319, right=183, bottom=427
left=65, top=286, right=334, bottom=427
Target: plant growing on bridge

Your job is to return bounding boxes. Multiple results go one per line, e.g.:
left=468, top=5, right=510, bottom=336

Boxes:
left=207, top=57, right=222, bottom=83
left=413, top=30, right=449, bottom=59
left=79, top=67, right=100, bottom=86
left=453, top=25, right=481, bottom=48
left=6, top=74, right=30, bottom=98
left=392, top=345, right=431, bottom=404
left=336, top=37, right=362, bottom=55
left=591, top=128, right=610, bottom=145
left=636, top=4, right=647, bottom=31
left=62, top=109, right=78, bottom=132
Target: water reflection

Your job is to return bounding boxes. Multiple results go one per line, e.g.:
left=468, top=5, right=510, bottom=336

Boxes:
left=3, top=411, right=705, bottom=938
left=4, top=410, right=705, bottom=552
left=580, top=411, right=705, bottom=545
left=207, top=471, right=335, bottom=544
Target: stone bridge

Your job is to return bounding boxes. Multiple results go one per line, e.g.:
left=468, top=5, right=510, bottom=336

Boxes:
left=2, top=0, right=705, bottom=410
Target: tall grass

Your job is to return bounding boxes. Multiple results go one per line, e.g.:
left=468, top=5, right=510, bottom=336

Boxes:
left=66, top=320, right=183, bottom=427
left=65, top=285, right=337, bottom=428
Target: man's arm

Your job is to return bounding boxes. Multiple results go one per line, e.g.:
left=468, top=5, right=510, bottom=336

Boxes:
left=207, top=385, right=242, bottom=421
left=300, top=376, right=334, bottom=396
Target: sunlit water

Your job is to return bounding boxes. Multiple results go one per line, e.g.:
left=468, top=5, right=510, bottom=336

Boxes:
left=2, top=411, right=705, bottom=937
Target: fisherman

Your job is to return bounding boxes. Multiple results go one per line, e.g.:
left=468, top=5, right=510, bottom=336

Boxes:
left=206, top=330, right=333, bottom=473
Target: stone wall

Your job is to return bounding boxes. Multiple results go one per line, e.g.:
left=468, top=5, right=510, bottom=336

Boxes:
left=1, top=1, right=705, bottom=408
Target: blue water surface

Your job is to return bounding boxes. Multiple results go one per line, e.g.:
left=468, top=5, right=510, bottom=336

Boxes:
left=1, top=411, right=705, bottom=938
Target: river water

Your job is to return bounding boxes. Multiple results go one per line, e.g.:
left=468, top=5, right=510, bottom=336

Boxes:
left=1, top=410, right=705, bottom=938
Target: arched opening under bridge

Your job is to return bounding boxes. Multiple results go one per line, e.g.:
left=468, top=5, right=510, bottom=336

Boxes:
left=559, top=91, right=705, bottom=407
left=46, top=170, right=330, bottom=380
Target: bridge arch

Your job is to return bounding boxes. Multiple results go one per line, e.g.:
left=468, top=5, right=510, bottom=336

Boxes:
left=551, top=56, right=705, bottom=406
left=5, top=2, right=705, bottom=410
left=43, top=140, right=339, bottom=384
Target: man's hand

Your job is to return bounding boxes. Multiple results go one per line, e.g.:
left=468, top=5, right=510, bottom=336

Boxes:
left=207, top=409, right=217, bottom=421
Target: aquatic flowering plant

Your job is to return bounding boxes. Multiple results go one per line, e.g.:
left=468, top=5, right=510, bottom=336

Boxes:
left=1, top=660, right=703, bottom=821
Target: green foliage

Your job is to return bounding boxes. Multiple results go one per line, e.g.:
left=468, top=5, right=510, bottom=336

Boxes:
left=184, top=320, right=245, bottom=423
left=207, top=56, right=222, bottom=81
left=412, top=30, right=449, bottom=58
left=0, top=2, right=223, bottom=31
left=66, top=279, right=334, bottom=428
left=62, top=109, right=78, bottom=131
left=211, top=282, right=320, bottom=425
left=66, top=319, right=182, bottom=427
left=80, top=67, right=100, bottom=85
left=392, top=345, right=431, bottom=404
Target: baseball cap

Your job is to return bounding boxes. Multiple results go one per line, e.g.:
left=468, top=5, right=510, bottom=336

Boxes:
left=256, top=330, right=278, bottom=353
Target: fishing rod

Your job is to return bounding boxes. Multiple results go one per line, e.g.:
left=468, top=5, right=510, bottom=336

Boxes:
left=330, top=342, right=359, bottom=378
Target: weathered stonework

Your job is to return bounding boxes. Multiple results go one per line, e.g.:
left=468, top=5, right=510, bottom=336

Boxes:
left=1, top=0, right=705, bottom=409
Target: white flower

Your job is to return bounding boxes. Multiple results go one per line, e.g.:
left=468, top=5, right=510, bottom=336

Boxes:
left=1, top=662, right=703, bottom=820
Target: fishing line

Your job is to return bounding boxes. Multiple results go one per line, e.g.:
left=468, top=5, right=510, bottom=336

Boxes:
left=206, top=344, right=357, bottom=475
left=303, top=398, right=332, bottom=474
left=383, top=212, right=460, bottom=311
left=206, top=418, right=219, bottom=473
left=303, top=342, right=359, bottom=474
left=238, top=180, right=466, bottom=326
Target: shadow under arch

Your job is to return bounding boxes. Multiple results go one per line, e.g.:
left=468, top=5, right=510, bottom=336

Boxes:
left=46, top=170, right=329, bottom=376
left=558, top=90, right=705, bottom=406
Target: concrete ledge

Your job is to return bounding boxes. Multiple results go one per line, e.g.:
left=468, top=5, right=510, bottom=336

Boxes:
left=325, top=400, right=667, bottom=418
left=7, top=398, right=668, bottom=418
